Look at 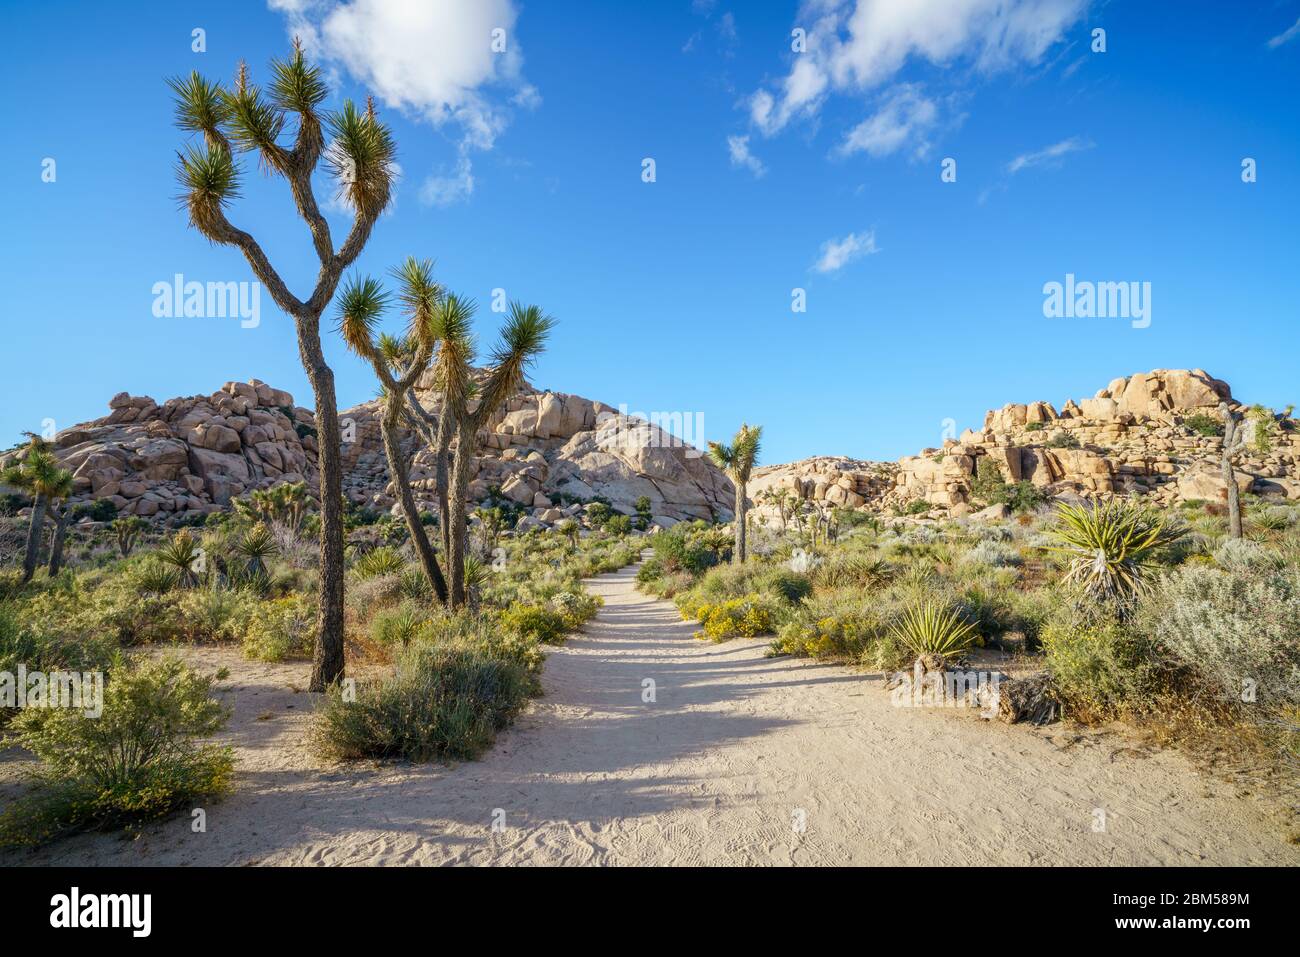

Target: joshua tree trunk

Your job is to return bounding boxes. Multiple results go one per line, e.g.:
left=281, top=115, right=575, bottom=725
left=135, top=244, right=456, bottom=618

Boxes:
left=435, top=410, right=453, bottom=557
left=380, top=402, right=449, bottom=603
left=733, top=481, right=747, bottom=564
left=1220, top=401, right=1245, bottom=540
left=447, top=418, right=477, bottom=608
left=22, top=493, right=47, bottom=583
left=47, top=504, right=71, bottom=576
left=297, top=324, right=348, bottom=690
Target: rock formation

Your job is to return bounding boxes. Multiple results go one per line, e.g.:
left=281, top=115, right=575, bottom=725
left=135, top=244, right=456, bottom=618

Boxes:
left=5, top=375, right=734, bottom=529
left=753, top=369, right=1298, bottom=520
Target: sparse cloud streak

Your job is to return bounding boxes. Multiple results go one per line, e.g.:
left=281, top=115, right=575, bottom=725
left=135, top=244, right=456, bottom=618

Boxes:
left=813, top=229, right=878, bottom=273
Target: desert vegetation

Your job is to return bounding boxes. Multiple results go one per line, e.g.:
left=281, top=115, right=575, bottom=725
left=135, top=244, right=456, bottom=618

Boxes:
left=0, top=482, right=642, bottom=846
left=637, top=493, right=1300, bottom=811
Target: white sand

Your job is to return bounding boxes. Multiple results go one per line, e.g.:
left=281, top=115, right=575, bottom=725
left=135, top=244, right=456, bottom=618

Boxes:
left=3, top=562, right=1295, bottom=866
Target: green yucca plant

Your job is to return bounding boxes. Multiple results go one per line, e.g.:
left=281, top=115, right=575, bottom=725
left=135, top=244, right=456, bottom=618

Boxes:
left=353, top=546, right=405, bottom=580
left=1045, top=498, right=1185, bottom=609
left=233, top=523, right=278, bottom=576
left=889, top=601, right=978, bottom=664
left=136, top=561, right=180, bottom=595
left=156, top=530, right=204, bottom=588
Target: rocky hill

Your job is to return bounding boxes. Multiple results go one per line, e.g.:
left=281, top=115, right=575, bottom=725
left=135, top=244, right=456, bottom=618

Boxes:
left=8, top=367, right=1294, bottom=531
left=2, top=376, right=734, bottom=529
left=752, top=369, right=1298, bottom=520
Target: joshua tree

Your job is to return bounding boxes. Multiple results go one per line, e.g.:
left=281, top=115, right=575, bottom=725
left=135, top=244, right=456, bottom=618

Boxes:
left=44, top=477, right=79, bottom=576
left=1, top=436, right=73, bottom=582
left=112, top=516, right=149, bottom=557
left=1219, top=402, right=1248, bottom=540
left=426, top=300, right=554, bottom=607
left=168, top=43, right=395, bottom=690
left=336, top=261, right=452, bottom=603
left=708, top=424, right=762, bottom=564
left=234, top=481, right=311, bottom=534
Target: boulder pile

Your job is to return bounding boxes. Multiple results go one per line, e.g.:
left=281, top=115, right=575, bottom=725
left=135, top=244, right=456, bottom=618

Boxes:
left=8, top=375, right=735, bottom=529
left=753, top=369, right=1299, bottom=520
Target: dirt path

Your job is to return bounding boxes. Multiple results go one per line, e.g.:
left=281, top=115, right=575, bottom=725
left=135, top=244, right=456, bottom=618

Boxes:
left=4, top=562, right=1295, bottom=866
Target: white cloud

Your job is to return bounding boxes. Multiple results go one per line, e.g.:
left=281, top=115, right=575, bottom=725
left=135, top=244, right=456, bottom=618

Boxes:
left=1267, top=16, right=1300, bottom=48
left=727, top=135, right=767, bottom=177
left=837, top=84, right=937, bottom=158
left=1006, top=135, right=1092, bottom=174
left=420, top=156, right=475, bottom=207
left=748, top=0, right=1087, bottom=151
left=813, top=230, right=878, bottom=273
left=269, top=0, right=536, bottom=206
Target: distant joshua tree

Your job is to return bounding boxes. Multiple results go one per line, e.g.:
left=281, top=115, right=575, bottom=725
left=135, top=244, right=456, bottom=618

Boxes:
left=167, top=41, right=395, bottom=690
left=708, top=424, right=762, bottom=564
left=336, top=260, right=452, bottom=604
left=2, top=436, right=73, bottom=583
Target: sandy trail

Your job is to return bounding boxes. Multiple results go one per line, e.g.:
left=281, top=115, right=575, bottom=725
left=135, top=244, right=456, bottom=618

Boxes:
left=3, top=562, right=1294, bottom=866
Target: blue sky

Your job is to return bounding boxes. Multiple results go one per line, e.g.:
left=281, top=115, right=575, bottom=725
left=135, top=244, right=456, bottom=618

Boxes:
left=2, top=0, right=1298, bottom=464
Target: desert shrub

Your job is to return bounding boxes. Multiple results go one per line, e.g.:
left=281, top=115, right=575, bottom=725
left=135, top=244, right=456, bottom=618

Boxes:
left=605, top=514, right=632, bottom=536
left=1044, top=431, right=1081, bottom=449
left=175, top=587, right=258, bottom=643
left=64, top=579, right=185, bottom=646
left=812, top=554, right=894, bottom=590
left=651, top=524, right=722, bottom=575
left=900, top=499, right=931, bottom=515
left=1041, top=615, right=1160, bottom=722
left=1213, top=538, right=1282, bottom=573
left=961, top=539, right=1022, bottom=568
left=242, top=594, right=316, bottom=661
left=312, top=642, right=531, bottom=762
left=499, top=602, right=568, bottom=645
left=1183, top=411, right=1223, bottom=437
left=1005, top=482, right=1050, bottom=514
left=346, top=572, right=403, bottom=619
left=1141, top=564, right=1300, bottom=718
left=692, top=593, right=776, bottom=641
left=370, top=603, right=425, bottom=647
left=353, top=546, right=405, bottom=580
left=775, top=610, right=880, bottom=660
left=549, top=589, right=601, bottom=629
left=0, top=655, right=233, bottom=847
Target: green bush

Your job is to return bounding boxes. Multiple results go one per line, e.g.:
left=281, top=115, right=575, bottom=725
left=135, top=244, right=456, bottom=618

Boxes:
left=499, top=602, right=568, bottom=645
left=1183, top=411, right=1223, bottom=437
left=1044, top=431, right=1081, bottom=449
left=242, top=594, right=316, bottom=661
left=0, top=655, right=233, bottom=847
left=1041, top=615, right=1159, bottom=721
left=312, top=642, right=532, bottom=762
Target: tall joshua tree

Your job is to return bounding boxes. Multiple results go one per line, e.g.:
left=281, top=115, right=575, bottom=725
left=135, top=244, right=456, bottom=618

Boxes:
left=708, top=424, right=762, bottom=565
left=2, top=437, right=73, bottom=582
left=427, top=300, right=554, bottom=607
left=168, top=43, right=395, bottom=690
left=336, top=259, right=453, bottom=603
left=1219, top=402, right=1248, bottom=540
